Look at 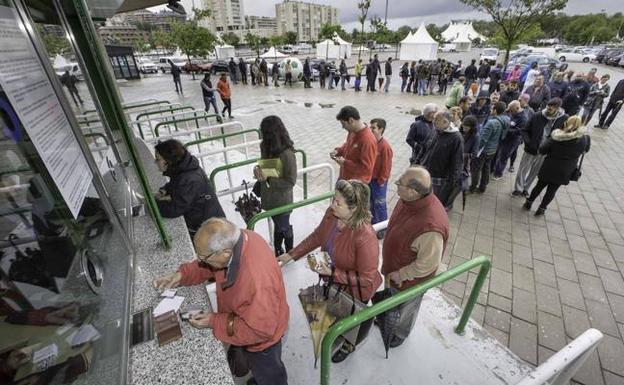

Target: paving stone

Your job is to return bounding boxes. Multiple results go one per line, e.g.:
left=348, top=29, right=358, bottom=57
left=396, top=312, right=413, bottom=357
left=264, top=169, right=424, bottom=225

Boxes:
left=512, top=243, right=533, bottom=268
left=509, top=317, right=538, bottom=365
left=537, top=345, right=556, bottom=365
left=562, top=305, right=591, bottom=339
left=536, top=283, right=562, bottom=317
left=593, top=247, right=620, bottom=271
left=513, top=264, right=535, bottom=293
left=484, top=306, right=511, bottom=333
left=452, top=236, right=474, bottom=259
left=587, top=299, right=620, bottom=338
left=572, top=350, right=606, bottom=385
left=599, top=268, right=624, bottom=296
left=489, top=267, right=512, bottom=299
left=597, top=335, right=624, bottom=376
left=558, top=277, right=587, bottom=311
left=512, top=288, right=537, bottom=324
left=607, top=293, right=624, bottom=324
left=573, top=250, right=600, bottom=277
left=533, top=260, right=557, bottom=288
left=488, top=292, right=512, bottom=313
left=607, top=243, right=624, bottom=264
left=483, top=324, right=509, bottom=346
left=537, top=311, right=567, bottom=351
left=532, top=241, right=554, bottom=263
left=579, top=273, right=609, bottom=303
left=553, top=254, right=579, bottom=282
left=603, top=371, right=624, bottom=385
left=491, top=248, right=513, bottom=273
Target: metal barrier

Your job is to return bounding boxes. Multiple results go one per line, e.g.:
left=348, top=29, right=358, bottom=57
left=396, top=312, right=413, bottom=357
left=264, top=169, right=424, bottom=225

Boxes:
left=152, top=113, right=223, bottom=139
left=514, top=328, right=603, bottom=385
left=184, top=129, right=261, bottom=165
left=319, top=255, right=492, bottom=385
left=134, top=106, right=199, bottom=139
left=82, top=99, right=170, bottom=115
left=146, top=121, right=245, bottom=144
left=247, top=192, right=334, bottom=230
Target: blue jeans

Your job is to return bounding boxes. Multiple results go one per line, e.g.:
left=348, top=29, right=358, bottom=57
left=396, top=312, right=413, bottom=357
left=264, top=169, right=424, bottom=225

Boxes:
left=401, top=77, right=408, bottom=92
left=418, top=79, right=428, bottom=95
left=369, top=179, right=388, bottom=224
left=494, top=135, right=523, bottom=177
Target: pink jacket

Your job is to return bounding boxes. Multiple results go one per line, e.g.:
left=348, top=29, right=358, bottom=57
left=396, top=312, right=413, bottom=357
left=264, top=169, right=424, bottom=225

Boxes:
left=289, top=208, right=382, bottom=301
left=178, top=230, right=289, bottom=352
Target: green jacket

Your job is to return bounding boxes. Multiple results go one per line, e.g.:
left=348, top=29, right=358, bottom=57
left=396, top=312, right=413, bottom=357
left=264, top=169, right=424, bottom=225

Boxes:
left=445, top=81, right=464, bottom=107
left=260, top=148, right=297, bottom=210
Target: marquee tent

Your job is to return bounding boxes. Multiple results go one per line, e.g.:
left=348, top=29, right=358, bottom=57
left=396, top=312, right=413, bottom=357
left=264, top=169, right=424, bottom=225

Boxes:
left=399, top=23, right=438, bottom=61
left=316, top=39, right=341, bottom=60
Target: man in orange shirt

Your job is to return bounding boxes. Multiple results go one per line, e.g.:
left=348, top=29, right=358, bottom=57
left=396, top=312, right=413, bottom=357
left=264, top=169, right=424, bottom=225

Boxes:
left=330, top=106, right=377, bottom=183
left=369, top=118, right=393, bottom=235
left=216, top=72, right=233, bottom=119
left=154, top=218, right=289, bottom=385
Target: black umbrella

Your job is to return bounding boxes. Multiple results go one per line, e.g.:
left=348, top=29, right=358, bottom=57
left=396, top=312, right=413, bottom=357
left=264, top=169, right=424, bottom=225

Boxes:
left=372, top=287, right=400, bottom=358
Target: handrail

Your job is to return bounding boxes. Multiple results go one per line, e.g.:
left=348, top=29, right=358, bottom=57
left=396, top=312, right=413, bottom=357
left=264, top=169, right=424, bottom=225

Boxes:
left=319, top=255, right=492, bottom=385
left=515, top=328, right=603, bottom=385
left=145, top=121, right=244, bottom=143
left=152, top=113, right=224, bottom=138
left=0, top=166, right=32, bottom=178
left=183, top=129, right=261, bottom=149
left=83, top=99, right=169, bottom=115
left=247, top=192, right=334, bottom=230
left=134, top=105, right=197, bottom=138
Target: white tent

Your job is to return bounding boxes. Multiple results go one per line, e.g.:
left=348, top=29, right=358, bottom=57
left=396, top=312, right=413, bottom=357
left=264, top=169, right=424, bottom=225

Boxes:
left=441, top=21, right=486, bottom=42
left=452, top=33, right=472, bottom=52
left=215, top=44, right=235, bottom=59
left=332, top=32, right=352, bottom=58
left=316, top=39, right=341, bottom=60
left=260, top=46, right=287, bottom=60
left=399, top=23, right=438, bottom=61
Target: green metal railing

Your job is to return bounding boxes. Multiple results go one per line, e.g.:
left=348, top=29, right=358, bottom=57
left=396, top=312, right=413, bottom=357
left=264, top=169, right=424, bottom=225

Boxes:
left=247, top=192, right=334, bottom=230
left=152, top=114, right=224, bottom=139
left=83, top=99, right=170, bottom=115
left=209, top=149, right=309, bottom=198
left=134, top=106, right=197, bottom=138
left=319, top=255, right=492, bottom=385
left=184, top=129, right=261, bottom=149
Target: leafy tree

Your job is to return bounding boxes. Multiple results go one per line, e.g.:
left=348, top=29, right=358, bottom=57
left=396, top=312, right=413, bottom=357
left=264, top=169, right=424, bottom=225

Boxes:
left=269, top=35, right=285, bottom=48
left=426, top=23, right=445, bottom=43
left=351, top=28, right=359, bottom=42
left=562, top=14, right=616, bottom=44
left=319, top=24, right=347, bottom=41
left=460, top=0, right=567, bottom=65
left=356, top=0, right=372, bottom=59
left=283, top=31, right=298, bottom=45
left=171, top=9, right=216, bottom=79
left=245, top=33, right=262, bottom=57
left=396, top=25, right=412, bottom=41
left=37, top=25, right=70, bottom=56
left=153, top=30, right=174, bottom=51
left=221, top=32, right=240, bottom=46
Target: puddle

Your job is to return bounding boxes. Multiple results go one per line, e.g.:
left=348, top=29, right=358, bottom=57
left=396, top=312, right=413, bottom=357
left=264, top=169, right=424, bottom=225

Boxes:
left=270, top=99, right=335, bottom=109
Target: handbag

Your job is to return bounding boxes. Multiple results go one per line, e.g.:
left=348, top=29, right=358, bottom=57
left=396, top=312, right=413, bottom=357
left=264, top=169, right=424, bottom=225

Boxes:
left=323, top=272, right=367, bottom=346
left=226, top=345, right=250, bottom=377
left=570, top=148, right=586, bottom=182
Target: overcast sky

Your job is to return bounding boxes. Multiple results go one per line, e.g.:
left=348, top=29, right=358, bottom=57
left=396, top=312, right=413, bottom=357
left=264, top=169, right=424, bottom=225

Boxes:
left=169, top=0, right=622, bottom=30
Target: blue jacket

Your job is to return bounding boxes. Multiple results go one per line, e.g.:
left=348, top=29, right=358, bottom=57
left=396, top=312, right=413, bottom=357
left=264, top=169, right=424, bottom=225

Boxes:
left=549, top=80, right=568, bottom=99
left=479, top=115, right=510, bottom=156
left=406, top=115, right=434, bottom=164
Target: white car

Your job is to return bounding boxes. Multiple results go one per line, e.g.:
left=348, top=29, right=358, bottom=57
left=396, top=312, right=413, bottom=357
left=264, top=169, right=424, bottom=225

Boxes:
left=54, top=63, right=83, bottom=80
left=137, top=57, right=157, bottom=74
left=558, top=48, right=595, bottom=63
left=439, top=44, right=456, bottom=53
left=480, top=48, right=499, bottom=64
left=157, top=57, right=187, bottom=73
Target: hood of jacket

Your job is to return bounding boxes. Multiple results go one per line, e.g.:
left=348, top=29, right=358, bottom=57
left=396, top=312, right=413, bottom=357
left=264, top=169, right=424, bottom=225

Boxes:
left=541, top=107, right=565, bottom=121
left=164, top=150, right=200, bottom=178
left=414, top=115, right=431, bottom=124
left=551, top=126, right=587, bottom=141
left=476, top=90, right=490, bottom=101
left=442, top=123, right=460, bottom=133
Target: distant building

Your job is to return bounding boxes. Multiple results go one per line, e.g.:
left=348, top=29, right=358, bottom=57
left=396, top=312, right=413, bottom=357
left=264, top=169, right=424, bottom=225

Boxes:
left=97, top=25, right=150, bottom=46
left=275, top=0, right=340, bottom=42
left=199, top=0, right=246, bottom=34
left=108, top=9, right=185, bottom=33
left=245, top=16, right=278, bottom=39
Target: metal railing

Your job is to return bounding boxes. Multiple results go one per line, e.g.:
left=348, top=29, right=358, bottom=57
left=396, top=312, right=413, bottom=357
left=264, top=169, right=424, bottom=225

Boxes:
left=151, top=113, right=223, bottom=139
left=247, top=192, right=334, bottom=230
left=145, top=121, right=244, bottom=144
left=515, top=328, right=603, bottom=385
left=82, top=99, right=170, bottom=115
left=184, top=129, right=261, bottom=167
left=319, top=255, right=492, bottom=385
left=135, top=108, right=221, bottom=139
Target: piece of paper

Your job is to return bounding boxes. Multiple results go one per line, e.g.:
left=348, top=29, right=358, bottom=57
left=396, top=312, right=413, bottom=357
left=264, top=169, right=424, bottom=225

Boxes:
left=161, top=289, right=177, bottom=298
left=32, top=344, right=58, bottom=364
left=66, top=324, right=101, bottom=347
left=153, top=295, right=185, bottom=317
left=260, top=168, right=280, bottom=178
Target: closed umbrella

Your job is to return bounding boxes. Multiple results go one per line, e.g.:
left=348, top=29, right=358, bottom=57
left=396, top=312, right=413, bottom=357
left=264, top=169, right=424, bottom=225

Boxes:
left=371, top=287, right=400, bottom=358
left=298, top=285, right=336, bottom=368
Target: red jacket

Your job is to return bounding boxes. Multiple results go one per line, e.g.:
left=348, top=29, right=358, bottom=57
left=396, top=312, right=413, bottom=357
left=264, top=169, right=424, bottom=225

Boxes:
left=289, top=208, right=382, bottom=301
left=178, top=230, right=289, bottom=352
left=372, top=137, right=393, bottom=185
left=335, top=126, right=377, bottom=183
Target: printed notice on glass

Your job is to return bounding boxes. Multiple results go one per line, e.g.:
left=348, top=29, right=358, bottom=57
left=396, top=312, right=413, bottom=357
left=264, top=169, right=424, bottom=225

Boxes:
left=0, top=6, right=92, bottom=218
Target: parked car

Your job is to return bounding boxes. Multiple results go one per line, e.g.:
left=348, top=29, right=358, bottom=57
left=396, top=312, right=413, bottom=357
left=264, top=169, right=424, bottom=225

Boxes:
left=510, top=47, right=534, bottom=58
left=595, top=48, right=624, bottom=64
left=504, top=55, right=566, bottom=79
left=54, top=63, right=83, bottom=80
left=281, top=45, right=299, bottom=55
left=439, top=43, right=457, bottom=53
left=480, top=48, right=499, bottom=64
left=606, top=52, right=624, bottom=67
left=557, top=48, right=595, bottom=63
left=157, top=57, right=187, bottom=73
left=183, top=59, right=210, bottom=73
left=208, top=59, right=229, bottom=75
left=137, top=57, right=157, bottom=74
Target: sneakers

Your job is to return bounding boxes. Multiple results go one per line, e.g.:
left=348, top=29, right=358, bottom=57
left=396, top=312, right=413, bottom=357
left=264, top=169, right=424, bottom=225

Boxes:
left=492, top=175, right=502, bottom=181
left=508, top=166, right=515, bottom=173
left=331, top=341, right=355, bottom=363
left=522, top=190, right=530, bottom=198
left=534, top=207, right=546, bottom=216
left=523, top=200, right=532, bottom=211
left=511, top=190, right=523, bottom=197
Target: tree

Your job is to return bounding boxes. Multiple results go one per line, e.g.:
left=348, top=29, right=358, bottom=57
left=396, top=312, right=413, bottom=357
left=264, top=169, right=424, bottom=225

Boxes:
left=370, top=16, right=391, bottom=44
left=320, top=24, right=347, bottom=41
left=283, top=31, right=298, bottom=45
left=171, top=9, right=216, bottom=79
left=426, top=23, right=445, bottom=43
left=153, top=30, right=174, bottom=52
left=357, top=0, right=372, bottom=59
left=460, top=0, right=567, bottom=65
left=221, top=32, right=240, bottom=46
left=269, top=35, right=284, bottom=48
left=38, top=25, right=70, bottom=56
left=245, top=33, right=262, bottom=57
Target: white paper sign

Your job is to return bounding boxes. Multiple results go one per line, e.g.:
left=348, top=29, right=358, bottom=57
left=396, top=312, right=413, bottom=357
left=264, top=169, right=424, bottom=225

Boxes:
left=0, top=6, right=92, bottom=218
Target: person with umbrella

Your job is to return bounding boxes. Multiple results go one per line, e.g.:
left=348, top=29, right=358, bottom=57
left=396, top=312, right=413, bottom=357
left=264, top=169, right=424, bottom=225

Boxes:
left=154, top=218, right=289, bottom=385
left=379, top=166, right=449, bottom=350
left=278, top=179, right=382, bottom=363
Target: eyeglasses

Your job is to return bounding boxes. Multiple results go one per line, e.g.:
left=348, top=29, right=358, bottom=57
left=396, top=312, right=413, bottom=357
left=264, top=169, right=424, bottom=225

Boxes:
left=394, top=180, right=413, bottom=189
left=197, top=249, right=222, bottom=262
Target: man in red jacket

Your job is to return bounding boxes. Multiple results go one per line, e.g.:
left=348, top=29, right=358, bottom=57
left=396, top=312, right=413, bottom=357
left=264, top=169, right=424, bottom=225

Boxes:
left=369, top=118, right=393, bottom=235
left=381, top=166, right=449, bottom=348
left=154, top=218, right=289, bottom=385
left=330, top=106, right=377, bottom=183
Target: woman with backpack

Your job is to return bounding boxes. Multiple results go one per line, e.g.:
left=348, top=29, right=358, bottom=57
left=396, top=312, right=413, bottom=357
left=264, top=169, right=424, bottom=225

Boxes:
left=523, top=116, right=590, bottom=216
left=254, top=116, right=297, bottom=256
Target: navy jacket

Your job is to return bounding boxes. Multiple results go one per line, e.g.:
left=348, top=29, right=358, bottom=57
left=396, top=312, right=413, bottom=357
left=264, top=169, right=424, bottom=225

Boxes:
left=406, top=115, right=435, bottom=164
